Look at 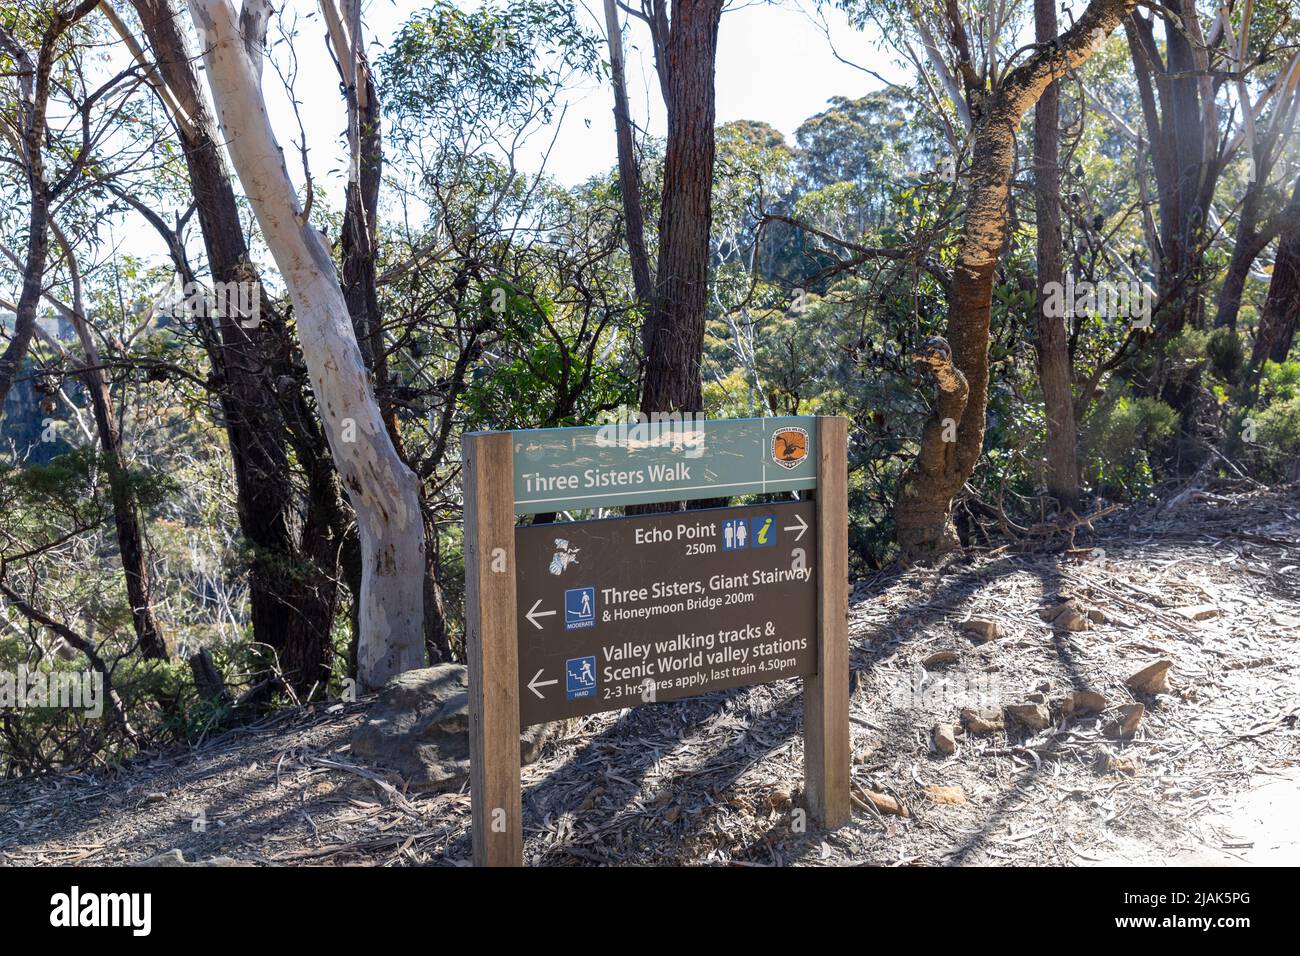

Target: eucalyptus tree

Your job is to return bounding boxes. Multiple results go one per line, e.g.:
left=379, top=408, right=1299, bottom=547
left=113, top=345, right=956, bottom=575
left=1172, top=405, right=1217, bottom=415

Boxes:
left=839, top=0, right=1141, bottom=561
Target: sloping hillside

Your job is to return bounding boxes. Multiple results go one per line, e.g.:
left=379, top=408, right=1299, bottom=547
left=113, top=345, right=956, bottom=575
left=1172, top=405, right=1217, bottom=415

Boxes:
left=3, top=488, right=1298, bottom=866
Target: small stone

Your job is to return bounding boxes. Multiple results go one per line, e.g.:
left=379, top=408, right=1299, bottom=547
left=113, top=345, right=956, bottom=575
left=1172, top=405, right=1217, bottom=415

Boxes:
left=1104, top=703, right=1145, bottom=738
left=1005, top=702, right=1051, bottom=731
left=923, top=784, right=967, bottom=805
left=139, top=792, right=167, bottom=807
left=1173, top=604, right=1221, bottom=621
left=1086, top=608, right=1109, bottom=624
left=859, top=789, right=908, bottom=817
left=923, top=650, right=960, bottom=668
left=1272, top=613, right=1300, bottom=629
left=933, top=723, right=958, bottom=755
left=1035, top=680, right=1052, bottom=693
left=1040, top=600, right=1075, bottom=621
left=1052, top=607, right=1091, bottom=631
left=1061, top=690, right=1108, bottom=717
left=961, top=706, right=1004, bottom=734
left=767, top=788, right=791, bottom=810
left=1095, top=749, right=1138, bottom=775
left=1026, top=692, right=1047, bottom=704
left=962, top=618, right=1005, bottom=643
left=1126, top=660, right=1173, bottom=694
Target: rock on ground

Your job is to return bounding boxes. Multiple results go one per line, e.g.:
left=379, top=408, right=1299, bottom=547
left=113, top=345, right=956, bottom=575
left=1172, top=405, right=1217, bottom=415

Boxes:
left=350, top=664, right=556, bottom=792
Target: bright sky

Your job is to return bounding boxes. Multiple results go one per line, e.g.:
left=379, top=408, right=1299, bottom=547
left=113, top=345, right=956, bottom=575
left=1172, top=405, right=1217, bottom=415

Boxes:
left=87, top=0, right=900, bottom=273
left=256, top=0, right=902, bottom=204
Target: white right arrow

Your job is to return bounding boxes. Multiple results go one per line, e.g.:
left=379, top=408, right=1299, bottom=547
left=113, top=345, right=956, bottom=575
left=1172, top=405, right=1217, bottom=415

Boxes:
left=783, top=513, right=808, bottom=542
left=527, top=669, right=558, bottom=699
left=525, top=599, right=556, bottom=630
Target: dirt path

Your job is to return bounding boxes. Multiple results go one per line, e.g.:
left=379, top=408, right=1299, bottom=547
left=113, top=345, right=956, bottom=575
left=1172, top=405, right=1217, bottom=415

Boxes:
left=2, top=488, right=1298, bottom=866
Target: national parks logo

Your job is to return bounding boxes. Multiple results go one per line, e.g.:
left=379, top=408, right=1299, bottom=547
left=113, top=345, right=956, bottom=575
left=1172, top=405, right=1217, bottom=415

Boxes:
left=771, top=426, right=808, bottom=470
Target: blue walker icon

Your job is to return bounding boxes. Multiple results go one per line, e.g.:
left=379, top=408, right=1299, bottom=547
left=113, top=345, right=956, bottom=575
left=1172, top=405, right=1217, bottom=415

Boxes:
left=565, top=587, right=596, bottom=629
left=566, top=656, right=597, bottom=700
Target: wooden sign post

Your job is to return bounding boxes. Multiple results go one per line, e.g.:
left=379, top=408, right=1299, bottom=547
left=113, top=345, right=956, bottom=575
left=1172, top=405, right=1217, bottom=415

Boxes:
left=463, top=432, right=522, bottom=866
left=464, top=416, right=849, bottom=866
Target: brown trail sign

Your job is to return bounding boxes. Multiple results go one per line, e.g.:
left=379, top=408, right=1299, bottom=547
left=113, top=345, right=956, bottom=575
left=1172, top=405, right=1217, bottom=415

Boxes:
left=463, top=416, right=849, bottom=866
left=517, top=501, right=817, bottom=724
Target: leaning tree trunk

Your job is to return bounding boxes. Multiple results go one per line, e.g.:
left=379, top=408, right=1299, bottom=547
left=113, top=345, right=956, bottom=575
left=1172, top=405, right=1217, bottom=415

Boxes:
left=640, top=0, right=725, bottom=415
left=1033, top=0, right=1080, bottom=511
left=894, top=0, right=1137, bottom=562
left=191, top=0, right=426, bottom=689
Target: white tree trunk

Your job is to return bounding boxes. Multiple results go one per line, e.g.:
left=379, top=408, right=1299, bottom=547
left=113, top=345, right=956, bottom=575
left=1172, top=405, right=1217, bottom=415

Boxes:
left=189, top=0, right=425, bottom=689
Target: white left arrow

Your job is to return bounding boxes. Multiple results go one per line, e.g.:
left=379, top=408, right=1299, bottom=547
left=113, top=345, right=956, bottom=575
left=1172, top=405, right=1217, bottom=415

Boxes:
left=527, top=669, right=558, bottom=699
left=783, top=513, right=808, bottom=542
left=525, top=599, right=556, bottom=630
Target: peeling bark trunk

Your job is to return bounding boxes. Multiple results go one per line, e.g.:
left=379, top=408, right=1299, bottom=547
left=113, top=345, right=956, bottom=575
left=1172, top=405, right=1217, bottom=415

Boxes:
left=1033, top=0, right=1080, bottom=510
left=640, top=0, right=725, bottom=415
left=893, top=0, right=1137, bottom=561
left=191, top=0, right=426, bottom=690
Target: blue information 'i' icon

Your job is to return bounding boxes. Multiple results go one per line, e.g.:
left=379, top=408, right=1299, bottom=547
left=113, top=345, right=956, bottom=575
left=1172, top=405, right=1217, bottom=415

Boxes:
left=565, top=587, right=596, bottom=629
left=750, top=515, right=776, bottom=547
left=566, top=656, right=597, bottom=700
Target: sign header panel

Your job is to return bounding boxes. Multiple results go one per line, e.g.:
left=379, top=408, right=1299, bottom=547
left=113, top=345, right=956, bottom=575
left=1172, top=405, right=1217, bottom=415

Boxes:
left=515, top=500, right=817, bottom=725
left=504, top=416, right=817, bottom=514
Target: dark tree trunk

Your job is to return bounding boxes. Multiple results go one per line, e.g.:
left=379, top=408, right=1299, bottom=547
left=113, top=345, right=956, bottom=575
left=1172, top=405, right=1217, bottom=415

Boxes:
left=1033, top=0, right=1079, bottom=511
left=1218, top=177, right=1300, bottom=332
left=0, top=2, right=96, bottom=408
left=1253, top=217, right=1300, bottom=367
left=0, top=195, right=49, bottom=414
left=133, top=0, right=338, bottom=696
left=640, top=0, right=725, bottom=415
left=1214, top=184, right=1268, bottom=331
left=603, top=0, right=654, bottom=309
left=83, top=365, right=169, bottom=659
left=1125, top=4, right=1218, bottom=344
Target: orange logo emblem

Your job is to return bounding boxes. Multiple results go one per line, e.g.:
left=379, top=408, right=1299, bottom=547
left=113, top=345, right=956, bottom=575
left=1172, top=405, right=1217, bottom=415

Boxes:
left=772, top=426, right=808, bottom=470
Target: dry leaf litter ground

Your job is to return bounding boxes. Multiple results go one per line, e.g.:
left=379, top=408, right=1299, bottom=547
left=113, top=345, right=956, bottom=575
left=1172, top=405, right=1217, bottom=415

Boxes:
left=2, top=487, right=1298, bottom=866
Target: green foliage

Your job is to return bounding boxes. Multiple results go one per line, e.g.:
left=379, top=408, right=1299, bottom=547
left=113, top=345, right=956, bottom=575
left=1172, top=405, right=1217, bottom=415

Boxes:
left=378, top=0, right=601, bottom=146
left=1237, top=361, right=1300, bottom=481
left=1082, top=393, right=1179, bottom=498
